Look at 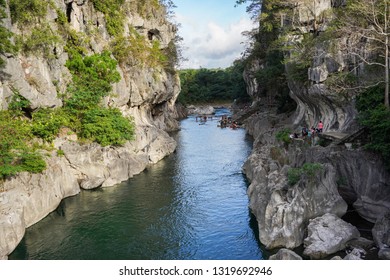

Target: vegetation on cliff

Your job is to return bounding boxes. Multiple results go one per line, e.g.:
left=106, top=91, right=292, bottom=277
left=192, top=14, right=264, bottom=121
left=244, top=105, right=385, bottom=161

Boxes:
left=236, top=0, right=298, bottom=112
left=237, top=0, right=390, bottom=167
left=357, top=85, right=390, bottom=169
left=0, top=0, right=180, bottom=179
left=0, top=95, right=47, bottom=179
left=0, top=0, right=17, bottom=67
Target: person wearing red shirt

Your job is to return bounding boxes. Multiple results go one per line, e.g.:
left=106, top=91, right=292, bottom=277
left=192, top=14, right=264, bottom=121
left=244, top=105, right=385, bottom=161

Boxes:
left=317, top=121, right=323, bottom=133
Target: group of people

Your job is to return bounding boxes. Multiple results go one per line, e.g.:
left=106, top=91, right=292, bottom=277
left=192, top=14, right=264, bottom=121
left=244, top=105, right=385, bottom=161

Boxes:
left=290, top=121, right=324, bottom=140
left=195, top=115, right=213, bottom=123
left=219, top=115, right=238, bottom=129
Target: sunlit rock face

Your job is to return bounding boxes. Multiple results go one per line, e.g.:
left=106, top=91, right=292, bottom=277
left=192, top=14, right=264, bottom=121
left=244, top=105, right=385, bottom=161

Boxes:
left=1, top=0, right=180, bottom=131
left=242, top=111, right=390, bottom=254
left=288, top=45, right=358, bottom=134
left=240, top=0, right=390, bottom=258
left=243, top=147, right=347, bottom=249
left=303, top=213, right=360, bottom=259
left=0, top=0, right=180, bottom=259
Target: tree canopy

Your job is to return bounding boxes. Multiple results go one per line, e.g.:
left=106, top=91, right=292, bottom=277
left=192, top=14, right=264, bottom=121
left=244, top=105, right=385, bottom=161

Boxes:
left=178, top=60, right=249, bottom=104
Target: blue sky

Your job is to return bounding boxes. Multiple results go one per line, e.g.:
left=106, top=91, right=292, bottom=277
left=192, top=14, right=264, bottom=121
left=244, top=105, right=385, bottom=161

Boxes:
left=172, top=0, right=256, bottom=69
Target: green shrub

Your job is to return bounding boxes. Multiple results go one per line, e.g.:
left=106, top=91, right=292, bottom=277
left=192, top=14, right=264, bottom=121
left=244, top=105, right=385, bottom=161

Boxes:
left=31, top=109, right=70, bottom=142
left=110, top=29, right=168, bottom=68
left=80, top=108, right=135, bottom=146
left=357, top=85, right=390, bottom=169
left=8, top=92, right=31, bottom=114
left=19, top=24, right=62, bottom=58
left=287, top=163, right=323, bottom=186
left=0, top=1, right=18, bottom=67
left=64, top=29, right=89, bottom=56
left=64, top=51, right=121, bottom=113
left=9, top=0, right=48, bottom=25
left=55, top=8, right=67, bottom=26
left=90, top=0, right=125, bottom=36
left=66, top=51, right=120, bottom=93
left=20, top=152, right=46, bottom=174
left=0, top=111, right=47, bottom=179
left=287, top=167, right=302, bottom=186
left=63, top=50, right=135, bottom=146
left=276, top=128, right=292, bottom=145
left=56, top=149, right=65, bottom=157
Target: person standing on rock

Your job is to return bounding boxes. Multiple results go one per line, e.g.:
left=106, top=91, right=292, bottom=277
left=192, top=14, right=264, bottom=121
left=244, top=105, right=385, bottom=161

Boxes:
left=317, top=121, right=323, bottom=133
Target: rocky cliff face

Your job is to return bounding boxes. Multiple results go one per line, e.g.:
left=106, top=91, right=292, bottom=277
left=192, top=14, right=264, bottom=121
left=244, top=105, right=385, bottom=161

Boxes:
left=240, top=0, right=390, bottom=259
left=0, top=0, right=180, bottom=259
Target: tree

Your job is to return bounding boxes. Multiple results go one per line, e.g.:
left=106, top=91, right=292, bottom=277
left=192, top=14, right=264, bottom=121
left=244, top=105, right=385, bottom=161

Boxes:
left=335, top=0, right=390, bottom=108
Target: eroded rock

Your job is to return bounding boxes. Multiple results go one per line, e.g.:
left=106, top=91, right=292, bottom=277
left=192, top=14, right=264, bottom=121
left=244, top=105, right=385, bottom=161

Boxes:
left=372, top=211, right=390, bottom=259
left=268, top=249, right=302, bottom=260
left=303, top=213, right=360, bottom=259
left=244, top=149, right=347, bottom=249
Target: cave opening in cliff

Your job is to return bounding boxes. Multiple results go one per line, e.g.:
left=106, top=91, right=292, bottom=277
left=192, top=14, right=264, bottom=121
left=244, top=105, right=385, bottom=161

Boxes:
left=147, top=29, right=161, bottom=41
left=66, top=3, right=72, bottom=23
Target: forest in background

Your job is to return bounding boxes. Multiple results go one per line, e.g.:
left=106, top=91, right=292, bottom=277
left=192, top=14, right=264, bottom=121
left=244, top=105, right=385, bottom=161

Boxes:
left=178, top=60, right=250, bottom=105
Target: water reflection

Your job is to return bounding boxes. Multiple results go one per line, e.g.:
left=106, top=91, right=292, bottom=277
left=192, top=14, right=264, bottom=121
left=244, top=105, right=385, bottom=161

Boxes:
left=10, top=109, right=263, bottom=260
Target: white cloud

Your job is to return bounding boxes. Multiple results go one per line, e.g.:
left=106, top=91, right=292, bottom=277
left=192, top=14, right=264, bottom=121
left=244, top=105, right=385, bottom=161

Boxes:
left=177, top=16, right=256, bottom=69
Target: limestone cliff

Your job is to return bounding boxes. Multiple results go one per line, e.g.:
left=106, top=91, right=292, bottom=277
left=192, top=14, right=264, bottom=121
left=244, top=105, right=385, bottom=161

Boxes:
left=0, top=0, right=180, bottom=259
left=239, top=0, right=390, bottom=259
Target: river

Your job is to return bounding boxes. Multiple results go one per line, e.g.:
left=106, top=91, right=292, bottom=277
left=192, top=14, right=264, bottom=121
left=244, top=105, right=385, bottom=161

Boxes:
left=9, top=108, right=264, bottom=260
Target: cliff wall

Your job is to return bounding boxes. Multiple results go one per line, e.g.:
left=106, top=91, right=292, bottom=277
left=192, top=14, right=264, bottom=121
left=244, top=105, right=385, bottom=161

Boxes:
left=0, top=0, right=180, bottom=259
left=240, top=0, right=390, bottom=259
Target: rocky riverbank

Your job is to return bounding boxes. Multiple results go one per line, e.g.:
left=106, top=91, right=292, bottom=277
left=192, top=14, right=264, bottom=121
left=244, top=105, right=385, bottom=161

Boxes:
left=237, top=105, right=390, bottom=260
left=0, top=125, right=177, bottom=260
left=0, top=0, right=181, bottom=259
left=235, top=0, right=390, bottom=260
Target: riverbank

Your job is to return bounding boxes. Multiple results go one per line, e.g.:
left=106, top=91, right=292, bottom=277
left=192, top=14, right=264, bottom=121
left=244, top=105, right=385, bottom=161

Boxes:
left=9, top=109, right=262, bottom=260
left=0, top=124, right=177, bottom=260
left=236, top=104, right=390, bottom=260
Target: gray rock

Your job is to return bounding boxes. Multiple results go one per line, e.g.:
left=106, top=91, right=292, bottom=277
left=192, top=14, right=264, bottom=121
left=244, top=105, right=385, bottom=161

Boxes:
left=303, top=213, right=360, bottom=259
left=378, top=248, right=390, bottom=260
left=244, top=151, right=347, bottom=249
left=308, top=64, right=328, bottom=83
left=344, top=248, right=365, bottom=260
left=187, top=105, right=215, bottom=115
left=372, top=211, right=390, bottom=258
left=346, top=237, right=375, bottom=251
left=0, top=153, right=79, bottom=259
left=0, top=0, right=181, bottom=260
left=268, top=249, right=302, bottom=260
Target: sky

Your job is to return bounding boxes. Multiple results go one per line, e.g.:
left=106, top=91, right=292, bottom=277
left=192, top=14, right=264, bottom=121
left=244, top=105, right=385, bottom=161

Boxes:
left=172, top=0, right=256, bottom=69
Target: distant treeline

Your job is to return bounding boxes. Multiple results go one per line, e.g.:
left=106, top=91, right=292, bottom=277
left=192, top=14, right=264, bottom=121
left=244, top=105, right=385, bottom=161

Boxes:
left=178, top=60, right=250, bottom=104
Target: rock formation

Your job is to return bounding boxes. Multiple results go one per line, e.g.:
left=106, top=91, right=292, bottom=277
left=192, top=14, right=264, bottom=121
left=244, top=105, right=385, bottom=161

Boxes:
left=268, top=248, right=302, bottom=260
left=0, top=0, right=180, bottom=259
left=239, top=0, right=390, bottom=259
left=303, top=213, right=360, bottom=259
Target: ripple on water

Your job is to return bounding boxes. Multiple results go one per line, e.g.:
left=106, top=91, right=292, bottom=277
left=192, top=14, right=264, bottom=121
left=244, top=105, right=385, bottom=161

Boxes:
left=9, top=109, right=263, bottom=260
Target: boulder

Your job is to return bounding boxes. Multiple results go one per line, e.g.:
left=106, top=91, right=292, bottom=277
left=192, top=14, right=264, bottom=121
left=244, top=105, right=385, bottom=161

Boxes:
left=0, top=153, right=79, bottom=259
left=378, top=249, right=390, bottom=260
left=244, top=154, right=347, bottom=249
left=268, top=249, right=302, bottom=260
left=187, top=105, right=215, bottom=115
left=346, top=237, right=375, bottom=252
left=372, top=211, right=390, bottom=259
left=303, top=213, right=360, bottom=259
left=344, top=248, right=365, bottom=260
